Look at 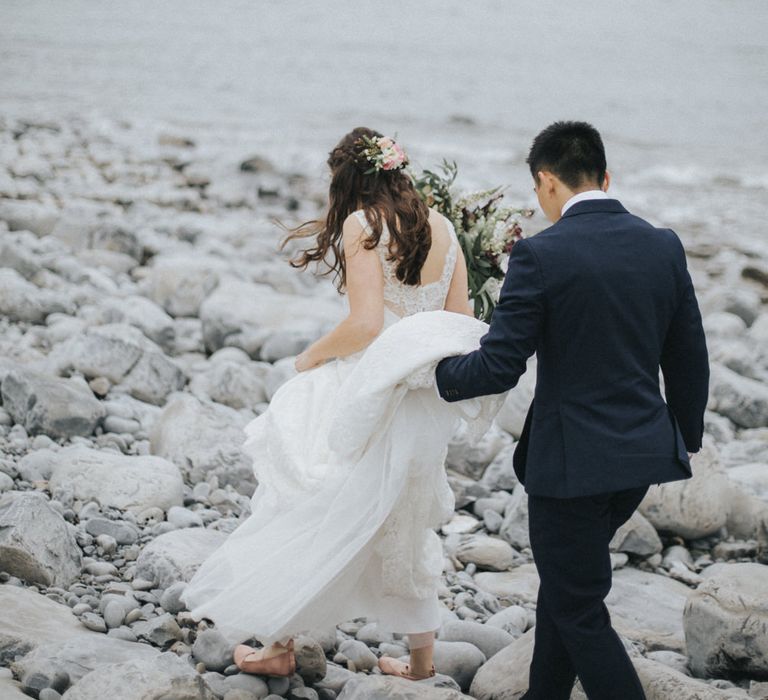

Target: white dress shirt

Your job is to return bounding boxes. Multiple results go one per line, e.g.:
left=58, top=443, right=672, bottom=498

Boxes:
left=561, top=189, right=609, bottom=216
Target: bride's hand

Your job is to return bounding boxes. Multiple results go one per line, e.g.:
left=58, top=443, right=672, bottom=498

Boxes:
left=295, top=349, right=324, bottom=372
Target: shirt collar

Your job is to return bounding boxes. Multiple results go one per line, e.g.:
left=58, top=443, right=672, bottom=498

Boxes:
left=561, top=189, right=610, bottom=216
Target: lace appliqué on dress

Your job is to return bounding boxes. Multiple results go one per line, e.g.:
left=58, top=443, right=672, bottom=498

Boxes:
left=352, top=210, right=458, bottom=320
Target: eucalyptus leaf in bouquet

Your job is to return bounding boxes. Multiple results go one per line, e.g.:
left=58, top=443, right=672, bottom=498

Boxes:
left=411, top=160, right=534, bottom=321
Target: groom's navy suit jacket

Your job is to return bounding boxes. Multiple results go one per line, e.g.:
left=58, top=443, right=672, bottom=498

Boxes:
left=436, top=199, right=710, bottom=498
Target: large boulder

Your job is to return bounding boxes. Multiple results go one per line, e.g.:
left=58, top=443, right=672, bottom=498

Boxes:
left=494, top=358, right=536, bottom=439
left=639, top=438, right=730, bottom=539
left=0, top=268, right=73, bottom=323
left=140, top=253, right=225, bottom=317
left=150, top=392, right=255, bottom=492
left=0, top=198, right=59, bottom=236
left=609, top=510, right=663, bottom=557
left=47, top=446, right=184, bottom=513
left=474, top=564, right=540, bottom=606
left=709, top=363, right=768, bottom=429
left=726, top=462, right=768, bottom=501
left=633, top=656, right=750, bottom=699
left=701, top=286, right=762, bottom=326
left=684, top=562, right=768, bottom=679
left=48, top=323, right=185, bottom=405
left=1, top=369, right=106, bottom=438
left=470, top=629, right=745, bottom=700
left=187, top=355, right=268, bottom=411
left=199, top=278, right=341, bottom=357
left=470, top=629, right=586, bottom=700
left=0, top=585, right=95, bottom=665
left=338, top=674, right=471, bottom=699
left=0, top=491, right=82, bottom=587
left=724, top=482, right=768, bottom=541
left=61, top=652, right=217, bottom=699
left=438, top=620, right=516, bottom=660
left=498, top=483, right=530, bottom=550
left=78, top=295, right=175, bottom=351
left=135, top=527, right=227, bottom=590
left=607, top=568, right=692, bottom=653
left=10, top=634, right=159, bottom=689
left=446, top=422, right=512, bottom=481
left=455, top=535, right=520, bottom=571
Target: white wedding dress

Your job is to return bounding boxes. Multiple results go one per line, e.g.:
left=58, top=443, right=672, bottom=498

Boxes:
left=180, top=210, right=507, bottom=646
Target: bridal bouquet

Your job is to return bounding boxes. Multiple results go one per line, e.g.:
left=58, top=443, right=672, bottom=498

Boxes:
left=412, top=160, right=534, bottom=322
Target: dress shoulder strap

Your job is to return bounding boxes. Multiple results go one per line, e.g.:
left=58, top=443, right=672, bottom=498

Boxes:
left=352, top=209, right=370, bottom=232
left=440, top=214, right=459, bottom=282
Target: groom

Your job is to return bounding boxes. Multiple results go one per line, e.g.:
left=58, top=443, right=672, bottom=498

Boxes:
left=435, top=121, right=709, bottom=700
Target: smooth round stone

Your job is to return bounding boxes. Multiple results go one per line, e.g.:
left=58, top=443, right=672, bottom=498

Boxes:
left=268, top=676, right=291, bottom=696
left=288, top=689, right=319, bottom=700
left=71, top=602, right=91, bottom=615
left=106, top=626, right=138, bottom=642
left=103, top=599, right=126, bottom=628
left=83, top=561, right=118, bottom=576
left=0, top=472, right=14, bottom=492
left=137, top=506, right=165, bottom=526
left=337, top=639, right=377, bottom=672
left=125, top=608, right=144, bottom=624
left=222, top=690, right=259, bottom=700
left=192, top=628, right=234, bottom=672
left=96, top=533, right=118, bottom=554
left=39, top=689, right=63, bottom=700
left=160, top=581, right=188, bottom=614
left=103, top=415, right=141, bottom=434
left=192, top=482, right=211, bottom=501
left=80, top=612, right=107, bottom=632
left=167, top=505, right=204, bottom=529
left=131, top=577, right=156, bottom=590
left=85, top=517, right=139, bottom=544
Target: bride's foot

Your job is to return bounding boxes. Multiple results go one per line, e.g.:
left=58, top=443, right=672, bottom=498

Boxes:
left=378, top=655, right=436, bottom=680
left=233, top=639, right=295, bottom=677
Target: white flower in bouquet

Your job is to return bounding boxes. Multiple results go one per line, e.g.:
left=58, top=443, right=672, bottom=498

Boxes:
left=412, top=160, right=534, bottom=321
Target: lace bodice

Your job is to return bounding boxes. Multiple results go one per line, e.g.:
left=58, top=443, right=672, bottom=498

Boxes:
left=352, top=209, right=459, bottom=318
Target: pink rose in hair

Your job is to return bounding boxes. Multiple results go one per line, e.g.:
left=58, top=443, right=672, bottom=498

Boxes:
left=381, top=143, right=407, bottom=170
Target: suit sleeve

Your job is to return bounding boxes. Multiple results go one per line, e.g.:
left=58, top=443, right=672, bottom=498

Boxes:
left=660, top=236, right=710, bottom=452
left=436, top=238, right=545, bottom=402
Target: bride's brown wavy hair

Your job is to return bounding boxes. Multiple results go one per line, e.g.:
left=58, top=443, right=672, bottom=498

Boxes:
left=279, top=127, right=431, bottom=292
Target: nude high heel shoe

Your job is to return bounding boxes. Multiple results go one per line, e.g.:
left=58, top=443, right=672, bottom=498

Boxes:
left=233, top=638, right=296, bottom=677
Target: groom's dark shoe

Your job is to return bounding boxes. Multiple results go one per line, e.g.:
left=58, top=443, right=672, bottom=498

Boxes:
left=523, top=485, right=649, bottom=700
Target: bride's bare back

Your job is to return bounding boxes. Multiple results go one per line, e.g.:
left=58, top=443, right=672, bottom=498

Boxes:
left=351, top=208, right=472, bottom=318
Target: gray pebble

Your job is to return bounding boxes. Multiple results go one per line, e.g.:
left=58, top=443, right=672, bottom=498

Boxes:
left=159, top=581, right=188, bottom=614
left=39, top=689, right=63, bottom=700
left=103, top=599, right=126, bottom=628
left=106, top=626, right=138, bottom=642
left=85, top=516, right=139, bottom=544
left=192, top=628, right=234, bottom=672
left=167, top=505, right=204, bottom=528
left=80, top=612, right=107, bottom=632
left=83, top=561, right=118, bottom=576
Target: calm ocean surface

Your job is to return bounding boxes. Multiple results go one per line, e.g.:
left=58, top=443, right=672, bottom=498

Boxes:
left=2, top=0, right=767, bottom=240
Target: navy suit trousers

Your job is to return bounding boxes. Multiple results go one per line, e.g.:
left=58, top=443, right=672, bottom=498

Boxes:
left=521, top=486, right=649, bottom=700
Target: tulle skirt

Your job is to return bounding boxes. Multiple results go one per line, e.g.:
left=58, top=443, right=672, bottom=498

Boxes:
left=180, top=329, right=458, bottom=646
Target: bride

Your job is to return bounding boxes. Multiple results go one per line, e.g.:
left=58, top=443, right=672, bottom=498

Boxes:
left=180, top=127, right=507, bottom=682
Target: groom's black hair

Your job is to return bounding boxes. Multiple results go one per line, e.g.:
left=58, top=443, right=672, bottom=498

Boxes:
left=526, top=121, right=606, bottom=189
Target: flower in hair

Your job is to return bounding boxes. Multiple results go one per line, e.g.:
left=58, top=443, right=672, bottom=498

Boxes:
left=359, top=134, right=409, bottom=174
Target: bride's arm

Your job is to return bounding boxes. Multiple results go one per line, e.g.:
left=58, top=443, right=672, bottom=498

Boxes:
left=295, top=214, right=385, bottom=371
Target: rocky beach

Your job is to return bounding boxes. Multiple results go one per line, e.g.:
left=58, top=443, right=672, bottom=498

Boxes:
left=0, top=109, right=767, bottom=700
left=2, top=0, right=768, bottom=696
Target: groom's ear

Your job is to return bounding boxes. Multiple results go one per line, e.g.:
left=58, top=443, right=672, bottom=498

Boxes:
left=601, top=170, right=611, bottom=192
left=537, top=170, right=555, bottom=193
